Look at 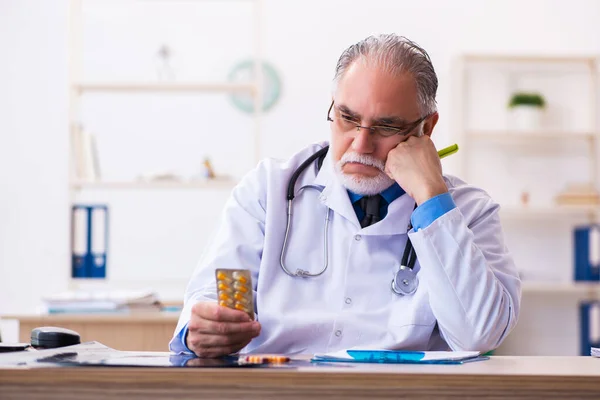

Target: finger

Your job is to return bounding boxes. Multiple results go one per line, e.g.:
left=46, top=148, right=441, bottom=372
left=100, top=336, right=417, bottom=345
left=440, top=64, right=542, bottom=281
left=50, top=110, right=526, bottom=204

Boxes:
left=193, top=342, right=252, bottom=359
left=191, top=331, right=258, bottom=349
left=191, top=318, right=260, bottom=336
left=190, top=338, right=253, bottom=359
left=193, top=302, right=252, bottom=323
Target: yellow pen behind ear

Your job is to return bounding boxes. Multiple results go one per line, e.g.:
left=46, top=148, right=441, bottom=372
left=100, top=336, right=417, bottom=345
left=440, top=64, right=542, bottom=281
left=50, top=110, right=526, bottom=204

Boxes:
left=437, top=144, right=459, bottom=159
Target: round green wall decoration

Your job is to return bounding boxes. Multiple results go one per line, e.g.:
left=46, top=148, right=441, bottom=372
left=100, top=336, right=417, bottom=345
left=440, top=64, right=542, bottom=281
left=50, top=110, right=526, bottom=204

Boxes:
left=228, top=60, right=282, bottom=113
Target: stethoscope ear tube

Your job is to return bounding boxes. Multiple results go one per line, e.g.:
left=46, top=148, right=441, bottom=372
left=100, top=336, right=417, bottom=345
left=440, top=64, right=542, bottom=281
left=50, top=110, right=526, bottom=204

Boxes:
left=286, top=146, right=329, bottom=201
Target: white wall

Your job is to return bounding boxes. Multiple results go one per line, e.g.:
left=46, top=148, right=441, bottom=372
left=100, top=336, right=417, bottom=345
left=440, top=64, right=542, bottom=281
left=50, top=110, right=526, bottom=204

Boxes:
left=1, top=0, right=600, bottom=354
left=0, top=0, right=70, bottom=315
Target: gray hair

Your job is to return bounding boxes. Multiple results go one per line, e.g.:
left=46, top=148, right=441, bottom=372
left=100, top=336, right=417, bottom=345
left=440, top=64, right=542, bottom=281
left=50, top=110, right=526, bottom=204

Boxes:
left=333, top=34, right=438, bottom=115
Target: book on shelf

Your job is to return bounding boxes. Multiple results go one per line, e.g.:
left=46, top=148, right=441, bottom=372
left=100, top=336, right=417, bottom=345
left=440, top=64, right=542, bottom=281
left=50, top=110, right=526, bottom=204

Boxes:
left=70, top=126, right=101, bottom=182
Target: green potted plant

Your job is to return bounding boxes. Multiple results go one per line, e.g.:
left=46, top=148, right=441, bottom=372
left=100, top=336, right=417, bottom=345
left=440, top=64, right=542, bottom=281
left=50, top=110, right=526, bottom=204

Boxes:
left=508, top=92, right=546, bottom=131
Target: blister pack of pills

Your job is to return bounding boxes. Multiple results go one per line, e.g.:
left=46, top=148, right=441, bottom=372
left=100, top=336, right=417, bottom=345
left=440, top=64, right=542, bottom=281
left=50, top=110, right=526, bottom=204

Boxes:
left=239, top=354, right=290, bottom=364
left=215, top=269, right=255, bottom=320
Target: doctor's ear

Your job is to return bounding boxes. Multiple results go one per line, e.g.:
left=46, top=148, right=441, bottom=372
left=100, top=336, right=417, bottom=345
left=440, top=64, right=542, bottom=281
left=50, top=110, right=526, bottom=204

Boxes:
left=422, top=112, right=439, bottom=137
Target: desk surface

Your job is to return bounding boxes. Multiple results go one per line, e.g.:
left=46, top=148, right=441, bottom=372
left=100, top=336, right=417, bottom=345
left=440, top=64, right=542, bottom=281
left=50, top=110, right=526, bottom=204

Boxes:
left=1, top=356, right=600, bottom=399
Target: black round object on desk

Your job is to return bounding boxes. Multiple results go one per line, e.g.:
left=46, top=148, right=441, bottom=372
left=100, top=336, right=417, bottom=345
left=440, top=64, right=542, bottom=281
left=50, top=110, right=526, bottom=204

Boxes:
left=30, top=327, right=81, bottom=349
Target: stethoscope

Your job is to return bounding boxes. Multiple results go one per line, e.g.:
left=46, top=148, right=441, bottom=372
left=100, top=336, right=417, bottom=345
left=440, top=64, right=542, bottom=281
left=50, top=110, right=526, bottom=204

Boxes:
left=279, top=145, right=419, bottom=296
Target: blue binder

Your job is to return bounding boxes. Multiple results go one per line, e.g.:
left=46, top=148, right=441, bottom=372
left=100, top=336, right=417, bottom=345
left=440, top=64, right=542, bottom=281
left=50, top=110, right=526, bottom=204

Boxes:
left=580, top=302, right=600, bottom=356
left=574, top=225, right=600, bottom=281
left=71, top=204, right=109, bottom=278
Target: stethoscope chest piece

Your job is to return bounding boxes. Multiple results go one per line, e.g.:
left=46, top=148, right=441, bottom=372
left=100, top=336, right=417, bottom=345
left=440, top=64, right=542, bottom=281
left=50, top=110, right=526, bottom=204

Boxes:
left=391, top=265, right=419, bottom=296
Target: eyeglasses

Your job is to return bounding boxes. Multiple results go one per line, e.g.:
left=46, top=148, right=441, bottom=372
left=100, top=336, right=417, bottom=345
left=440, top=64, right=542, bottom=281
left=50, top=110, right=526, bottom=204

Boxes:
left=327, top=100, right=429, bottom=138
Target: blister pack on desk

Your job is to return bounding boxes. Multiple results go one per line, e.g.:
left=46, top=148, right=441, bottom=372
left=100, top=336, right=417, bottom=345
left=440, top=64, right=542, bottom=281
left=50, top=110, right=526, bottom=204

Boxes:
left=215, top=269, right=255, bottom=320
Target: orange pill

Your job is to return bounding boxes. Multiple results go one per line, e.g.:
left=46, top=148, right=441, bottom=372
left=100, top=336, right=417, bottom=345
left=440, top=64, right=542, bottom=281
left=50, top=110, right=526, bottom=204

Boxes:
left=234, top=292, right=248, bottom=303
left=216, top=271, right=232, bottom=282
left=234, top=303, right=249, bottom=313
left=234, top=282, right=248, bottom=293
left=233, top=272, right=248, bottom=284
left=219, top=292, right=232, bottom=301
left=241, top=355, right=290, bottom=364
left=219, top=300, right=232, bottom=307
left=218, top=282, right=231, bottom=292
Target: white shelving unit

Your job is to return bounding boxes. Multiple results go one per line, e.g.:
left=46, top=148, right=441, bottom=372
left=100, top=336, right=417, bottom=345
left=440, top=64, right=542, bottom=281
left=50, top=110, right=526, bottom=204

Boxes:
left=455, top=54, right=600, bottom=218
left=455, top=54, right=600, bottom=355
left=455, top=54, right=600, bottom=205
left=68, top=0, right=264, bottom=192
left=66, top=0, right=264, bottom=289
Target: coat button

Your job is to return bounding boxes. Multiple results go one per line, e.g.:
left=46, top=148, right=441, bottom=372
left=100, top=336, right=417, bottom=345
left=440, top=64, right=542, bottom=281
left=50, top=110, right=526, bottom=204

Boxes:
left=354, top=235, right=361, bottom=241
left=335, top=330, right=342, bottom=337
left=345, top=298, right=352, bottom=305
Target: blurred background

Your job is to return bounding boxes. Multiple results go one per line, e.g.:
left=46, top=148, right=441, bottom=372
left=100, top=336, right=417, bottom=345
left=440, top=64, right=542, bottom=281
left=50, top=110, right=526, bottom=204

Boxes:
left=1, top=0, right=600, bottom=356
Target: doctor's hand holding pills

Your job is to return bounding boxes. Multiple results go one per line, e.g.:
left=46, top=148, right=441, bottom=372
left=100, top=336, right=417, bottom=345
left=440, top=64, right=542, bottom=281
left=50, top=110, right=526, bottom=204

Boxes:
left=185, top=302, right=261, bottom=358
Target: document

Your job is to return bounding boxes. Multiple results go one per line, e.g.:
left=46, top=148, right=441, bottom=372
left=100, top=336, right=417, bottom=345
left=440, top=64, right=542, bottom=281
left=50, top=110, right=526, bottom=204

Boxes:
left=312, top=349, right=484, bottom=364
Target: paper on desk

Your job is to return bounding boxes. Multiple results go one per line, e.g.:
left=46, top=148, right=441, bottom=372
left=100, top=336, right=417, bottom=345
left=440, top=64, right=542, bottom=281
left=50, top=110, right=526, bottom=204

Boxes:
left=312, top=349, right=481, bottom=364
left=591, top=347, right=600, bottom=357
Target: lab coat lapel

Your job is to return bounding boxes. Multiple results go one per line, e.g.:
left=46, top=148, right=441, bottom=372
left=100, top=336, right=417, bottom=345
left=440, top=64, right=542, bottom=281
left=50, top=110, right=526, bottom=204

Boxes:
left=308, top=152, right=362, bottom=229
left=361, top=194, right=415, bottom=236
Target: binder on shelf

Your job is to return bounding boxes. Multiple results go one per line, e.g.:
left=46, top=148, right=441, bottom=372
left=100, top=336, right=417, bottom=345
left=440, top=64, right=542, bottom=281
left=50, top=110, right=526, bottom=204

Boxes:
left=580, top=302, right=600, bottom=356
left=71, top=207, right=88, bottom=278
left=71, top=204, right=109, bottom=279
left=90, top=205, right=108, bottom=278
left=574, top=225, right=600, bottom=281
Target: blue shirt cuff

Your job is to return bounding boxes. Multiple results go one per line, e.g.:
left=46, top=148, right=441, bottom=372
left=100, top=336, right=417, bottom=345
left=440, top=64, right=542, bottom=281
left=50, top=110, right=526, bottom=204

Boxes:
left=179, top=322, right=194, bottom=353
left=411, top=192, right=456, bottom=231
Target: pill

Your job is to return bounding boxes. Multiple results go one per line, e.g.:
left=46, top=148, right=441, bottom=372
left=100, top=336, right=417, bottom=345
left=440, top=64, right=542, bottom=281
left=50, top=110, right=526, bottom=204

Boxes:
left=234, top=292, right=249, bottom=303
left=233, top=272, right=248, bottom=284
left=234, top=282, right=248, bottom=292
left=234, top=303, right=249, bottom=313
left=216, top=271, right=233, bottom=283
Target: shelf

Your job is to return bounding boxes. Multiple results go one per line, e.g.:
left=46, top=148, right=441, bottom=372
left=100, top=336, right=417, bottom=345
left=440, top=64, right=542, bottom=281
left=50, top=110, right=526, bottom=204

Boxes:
left=522, top=282, right=600, bottom=296
left=466, top=131, right=596, bottom=142
left=499, top=205, right=597, bottom=220
left=71, top=179, right=237, bottom=190
left=73, top=82, right=257, bottom=94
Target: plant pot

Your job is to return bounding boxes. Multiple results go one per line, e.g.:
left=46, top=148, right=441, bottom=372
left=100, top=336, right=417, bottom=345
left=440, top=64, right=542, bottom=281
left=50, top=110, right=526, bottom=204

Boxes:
left=510, top=105, right=544, bottom=131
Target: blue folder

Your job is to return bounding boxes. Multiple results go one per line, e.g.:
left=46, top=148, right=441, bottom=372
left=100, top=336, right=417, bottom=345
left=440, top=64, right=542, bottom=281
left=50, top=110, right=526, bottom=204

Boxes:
left=71, top=204, right=109, bottom=278
left=312, top=349, right=488, bottom=364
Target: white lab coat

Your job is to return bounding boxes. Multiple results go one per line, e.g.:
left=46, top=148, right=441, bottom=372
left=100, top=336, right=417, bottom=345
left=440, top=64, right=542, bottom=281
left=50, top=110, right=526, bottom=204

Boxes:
left=170, top=141, right=521, bottom=355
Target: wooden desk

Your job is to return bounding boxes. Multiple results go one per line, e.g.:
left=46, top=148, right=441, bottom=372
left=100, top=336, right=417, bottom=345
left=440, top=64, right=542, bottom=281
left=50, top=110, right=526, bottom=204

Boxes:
left=1, top=356, right=600, bottom=399
left=4, top=313, right=179, bottom=351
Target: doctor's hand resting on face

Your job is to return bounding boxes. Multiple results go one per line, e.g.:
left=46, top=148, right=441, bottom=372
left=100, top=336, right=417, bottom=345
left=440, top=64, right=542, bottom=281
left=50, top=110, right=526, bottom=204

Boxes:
left=185, top=302, right=261, bottom=358
left=384, top=134, right=447, bottom=206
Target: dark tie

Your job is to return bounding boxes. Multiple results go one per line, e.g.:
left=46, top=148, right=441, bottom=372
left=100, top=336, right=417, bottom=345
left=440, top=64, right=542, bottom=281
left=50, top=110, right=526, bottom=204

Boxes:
left=359, top=195, right=383, bottom=228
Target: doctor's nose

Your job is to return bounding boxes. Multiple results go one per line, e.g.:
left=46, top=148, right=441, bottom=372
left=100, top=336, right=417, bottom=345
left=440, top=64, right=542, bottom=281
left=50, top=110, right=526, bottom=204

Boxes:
left=350, top=126, right=376, bottom=154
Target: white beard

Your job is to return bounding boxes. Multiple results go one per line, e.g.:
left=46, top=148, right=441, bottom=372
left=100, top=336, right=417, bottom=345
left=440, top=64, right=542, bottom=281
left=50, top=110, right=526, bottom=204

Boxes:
left=334, top=152, right=395, bottom=195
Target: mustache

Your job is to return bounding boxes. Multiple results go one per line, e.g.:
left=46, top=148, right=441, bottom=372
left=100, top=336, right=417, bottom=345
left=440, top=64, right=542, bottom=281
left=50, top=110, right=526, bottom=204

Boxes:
left=339, top=152, right=386, bottom=172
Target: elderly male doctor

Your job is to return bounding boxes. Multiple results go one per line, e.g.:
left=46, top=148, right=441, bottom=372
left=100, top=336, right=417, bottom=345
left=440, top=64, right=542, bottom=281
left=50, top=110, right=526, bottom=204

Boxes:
left=170, top=34, right=521, bottom=358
